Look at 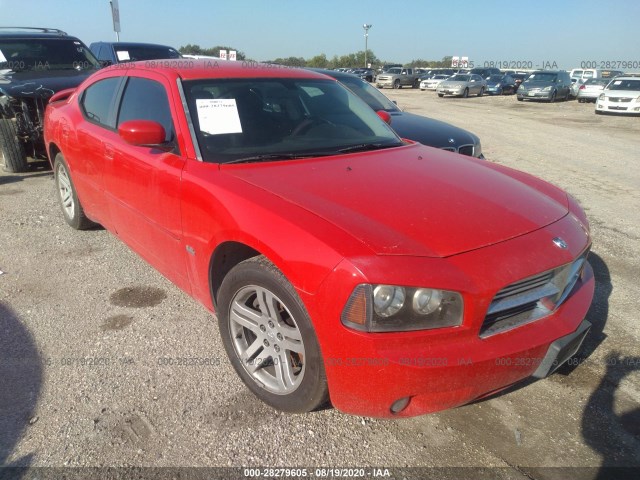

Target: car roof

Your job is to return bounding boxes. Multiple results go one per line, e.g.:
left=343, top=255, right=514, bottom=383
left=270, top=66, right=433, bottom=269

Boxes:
left=91, top=41, right=176, bottom=49
left=0, top=27, right=70, bottom=38
left=308, top=68, right=353, bottom=80
left=101, top=60, right=332, bottom=81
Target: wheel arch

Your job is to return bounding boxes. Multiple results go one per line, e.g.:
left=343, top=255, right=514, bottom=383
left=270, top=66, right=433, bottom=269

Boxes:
left=48, top=142, right=62, bottom=168
left=208, top=241, right=262, bottom=310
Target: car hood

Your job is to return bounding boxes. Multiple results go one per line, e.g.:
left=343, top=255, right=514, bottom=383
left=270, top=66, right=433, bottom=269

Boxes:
left=0, top=69, right=96, bottom=99
left=522, top=81, right=554, bottom=88
left=604, top=90, right=640, bottom=97
left=439, top=81, right=468, bottom=87
left=388, top=111, right=479, bottom=151
left=222, top=144, right=569, bottom=257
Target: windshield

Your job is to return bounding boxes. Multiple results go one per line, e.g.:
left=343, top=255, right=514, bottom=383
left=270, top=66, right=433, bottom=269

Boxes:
left=113, top=45, right=181, bottom=62
left=338, top=76, right=399, bottom=112
left=606, top=79, right=640, bottom=91
left=527, top=72, right=558, bottom=82
left=183, top=78, right=403, bottom=163
left=449, top=74, right=470, bottom=81
left=0, top=38, right=100, bottom=72
left=488, top=75, right=504, bottom=82
left=585, top=78, right=609, bottom=86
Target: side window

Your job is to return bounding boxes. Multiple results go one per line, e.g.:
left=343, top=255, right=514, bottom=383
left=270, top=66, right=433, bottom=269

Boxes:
left=117, top=77, right=175, bottom=143
left=80, top=77, right=121, bottom=128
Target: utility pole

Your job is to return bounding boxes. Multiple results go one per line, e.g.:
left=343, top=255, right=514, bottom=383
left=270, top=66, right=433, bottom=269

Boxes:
left=363, top=24, right=372, bottom=68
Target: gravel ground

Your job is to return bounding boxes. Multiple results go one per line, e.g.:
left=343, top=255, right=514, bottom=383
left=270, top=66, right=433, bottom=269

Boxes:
left=1, top=90, right=639, bottom=479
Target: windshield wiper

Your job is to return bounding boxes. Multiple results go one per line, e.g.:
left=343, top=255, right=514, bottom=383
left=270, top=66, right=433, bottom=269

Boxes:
left=337, top=143, right=400, bottom=154
left=225, top=153, right=330, bottom=164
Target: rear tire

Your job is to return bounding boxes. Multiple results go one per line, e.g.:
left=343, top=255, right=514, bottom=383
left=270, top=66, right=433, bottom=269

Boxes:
left=53, top=153, right=95, bottom=230
left=438, top=93, right=444, bottom=98
left=0, top=118, right=28, bottom=173
left=217, top=256, right=329, bottom=413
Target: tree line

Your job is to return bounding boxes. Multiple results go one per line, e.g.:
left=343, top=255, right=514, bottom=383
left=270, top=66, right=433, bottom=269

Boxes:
left=179, top=45, right=453, bottom=69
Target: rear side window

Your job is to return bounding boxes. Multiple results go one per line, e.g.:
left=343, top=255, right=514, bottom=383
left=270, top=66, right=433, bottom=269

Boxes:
left=80, top=77, right=121, bottom=128
left=117, top=77, right=175, bottom=142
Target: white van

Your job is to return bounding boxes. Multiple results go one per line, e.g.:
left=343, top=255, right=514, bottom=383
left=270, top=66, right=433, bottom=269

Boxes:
left=570, top=68, right=623, bottom=80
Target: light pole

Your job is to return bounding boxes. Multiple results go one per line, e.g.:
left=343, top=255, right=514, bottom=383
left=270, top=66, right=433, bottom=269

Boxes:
left=363, top=24, right=372, bottom=68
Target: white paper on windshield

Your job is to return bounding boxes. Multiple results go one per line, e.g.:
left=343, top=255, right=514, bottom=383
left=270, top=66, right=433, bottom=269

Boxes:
left=116, top=50, right=130, bottom=61
left=196, top=99, right=243, bottom=135
left=613, top=80, right=622, bottom=85
left=0, top=49, right=7, bottom=63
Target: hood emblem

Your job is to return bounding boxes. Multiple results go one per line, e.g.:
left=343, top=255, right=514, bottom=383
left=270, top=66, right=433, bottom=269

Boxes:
left=552, top=237, right=568, bottom=249
left=448, top=138, right=455, bottom=144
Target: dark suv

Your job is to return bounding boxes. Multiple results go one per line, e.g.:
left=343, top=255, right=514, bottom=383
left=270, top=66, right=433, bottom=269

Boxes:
left=89, top=42, right=181, bottom=66
left=0, top=27, right=100, bottom=172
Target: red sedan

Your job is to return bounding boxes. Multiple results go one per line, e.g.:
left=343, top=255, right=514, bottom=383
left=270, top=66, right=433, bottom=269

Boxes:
left=44, top=61, right=594, bottom=418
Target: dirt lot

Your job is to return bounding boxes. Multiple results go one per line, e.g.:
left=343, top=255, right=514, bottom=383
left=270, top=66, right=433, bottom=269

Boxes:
left=1, top=90, right=639, bottom=479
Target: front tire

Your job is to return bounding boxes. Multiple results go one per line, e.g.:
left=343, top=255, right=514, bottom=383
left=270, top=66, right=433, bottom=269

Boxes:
left=478, top=87, right=484, bottom=97
left=53, top=153, right=95, bottom=230
left=462, top=88, right=469, bottom=98
left=217, top=256, right=329, bottom=413
left=0, top=118, right=28, bottom=173
left=548, top=91, right=557, bottom=103
left=393, top=79, right=401, bottom=89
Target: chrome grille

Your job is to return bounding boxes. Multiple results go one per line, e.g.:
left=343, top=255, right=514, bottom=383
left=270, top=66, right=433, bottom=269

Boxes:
left=609, top=97, right=633, bottom=103
left=480, top=250, right=589, bottom=338
left=458, top=145, right=475, bottom=157
left=440, top=145, right=475, bottom=156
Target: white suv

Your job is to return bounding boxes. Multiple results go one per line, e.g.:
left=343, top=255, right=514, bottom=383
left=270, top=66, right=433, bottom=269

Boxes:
left=595, top=76, right=640, bottom=115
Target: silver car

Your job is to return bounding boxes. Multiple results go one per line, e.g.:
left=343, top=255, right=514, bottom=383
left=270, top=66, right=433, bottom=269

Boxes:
left=577, top=78, right=610, bottom=103
left=436, top=74, right=487, bottom=98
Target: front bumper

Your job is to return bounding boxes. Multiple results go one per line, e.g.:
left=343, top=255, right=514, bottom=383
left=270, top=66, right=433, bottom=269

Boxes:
left=304, top=214, right=595, bottom=418
left=596, top=97, right=640, bottom=114
left=517, top=89, right=553, bottom=100
left=437, top=88, right=463, bottom=96
left=376, top=79, right=394, bottom=88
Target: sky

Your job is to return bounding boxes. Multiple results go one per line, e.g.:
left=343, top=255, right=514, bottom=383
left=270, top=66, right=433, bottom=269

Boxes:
left=2, top=0, right=639, bottom=69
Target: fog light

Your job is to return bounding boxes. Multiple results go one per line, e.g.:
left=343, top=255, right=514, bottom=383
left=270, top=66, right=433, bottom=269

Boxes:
left=390, top=396, right=411, bottom=414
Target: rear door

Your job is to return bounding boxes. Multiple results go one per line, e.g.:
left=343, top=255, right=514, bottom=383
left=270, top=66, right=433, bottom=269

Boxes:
left=103, top=72, right=189, bottom=291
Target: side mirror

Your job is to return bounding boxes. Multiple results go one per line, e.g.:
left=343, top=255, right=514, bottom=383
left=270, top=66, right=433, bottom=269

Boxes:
left=376, top=110, right=392, bottom=125
left=118, top=120, right=168, bottom=148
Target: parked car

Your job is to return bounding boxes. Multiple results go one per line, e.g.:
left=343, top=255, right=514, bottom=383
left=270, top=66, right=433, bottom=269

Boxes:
left=44, top=60, right=594, bottom=418
left=89, top=41, right=181, bottom=66
left=0, top=27, right=101, bottom=172
left=469, top=67, right=501, bottom=78
left=595, top=75, right=640, bottom=115
left=420, top=74, right=450, bottom=91
left=375, top=67, right=420, bottom=89
left=315, top=69, right=483, bottom=158
left=576, top=78, right=610, bottom=103
left=570, top=68, right=623, bottom=81
left=569, top=78, right=585, bottom=99
left=511, top=73, right=530, bottom=91
left=485, top=74, right=517, bottom=95
left=436, top=74, right=487, bottom=98
left=517, top=70, right=572, bottom=102
left=352, top=68, right=375, bottom=82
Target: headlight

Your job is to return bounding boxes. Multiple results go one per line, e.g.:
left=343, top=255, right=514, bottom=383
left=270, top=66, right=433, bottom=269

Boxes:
left=598, top=93, right=605, bottom=100
left=341, top=284, right=464, bottom=332
left=519, top=86, right=527, bottom=92
left=543, top=86, right=552, bottom=91
left=373, top=285, right=405, bottom=317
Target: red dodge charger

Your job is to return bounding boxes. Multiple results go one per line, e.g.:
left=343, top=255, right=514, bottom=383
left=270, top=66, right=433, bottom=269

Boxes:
left=44, top=60, right=594, bottom=417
